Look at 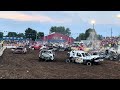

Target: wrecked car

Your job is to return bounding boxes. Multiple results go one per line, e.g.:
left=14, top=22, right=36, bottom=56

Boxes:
left=12, top=47, right=27, bottom=54
left=104, top=50, right=118, bottom=61
left=66, top=50, right=103, bottom=66
left=39, top=49, right=55, bottom=61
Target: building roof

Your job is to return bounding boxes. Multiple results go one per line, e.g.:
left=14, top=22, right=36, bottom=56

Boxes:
left=41, top=33, right=74, bottom=44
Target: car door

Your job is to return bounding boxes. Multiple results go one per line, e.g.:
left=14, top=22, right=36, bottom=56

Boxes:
left=76, top=53, right=83, bottom=63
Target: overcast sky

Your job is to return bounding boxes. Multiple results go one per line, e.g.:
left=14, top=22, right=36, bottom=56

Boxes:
left=0, top=11, right=120, bottom=38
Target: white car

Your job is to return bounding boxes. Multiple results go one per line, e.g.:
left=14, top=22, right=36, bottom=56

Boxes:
left=39, top=45, right=47, bottom=50
left=39, top=49, right=55, bottom=61
left=12, top=47, right=27, bottom=54
left=90, top=52, right=103, bottom=60
left=66, top=50, right=103, bottom=66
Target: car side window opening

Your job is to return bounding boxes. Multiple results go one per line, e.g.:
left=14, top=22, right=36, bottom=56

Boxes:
left=16, top=48, right=23, bottom=50
left=44, top=51, right=47, bottom=53
left=77, top=53, right=82, bottom=57
left=49, top=51, right=52, bottom=54
left=85, top=53, right=90, bottom=56
left=82, top=53, right=85, bottom=57
left=46, top=51, right=50, bottom=53
left=41, top=51, right=44, bottom=53
left=72, top=51, right=75, bottom=56
left=93, top=52, right=98, bottom=55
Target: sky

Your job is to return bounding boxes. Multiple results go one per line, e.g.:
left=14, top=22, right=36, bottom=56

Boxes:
left=0, top=11, right=120, bottom=38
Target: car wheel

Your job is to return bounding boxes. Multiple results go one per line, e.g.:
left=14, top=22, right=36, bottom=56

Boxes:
left=86, top=61, right=92, bottom=66
left=39, top=57, right=42, bottom=61
left=110, top=57, right=113, bottom=60
left=65, top=59, right=70, bottom=63
left=71, top=58, right=75, bottom=63
left=23, top=52, right=26, bottom=54
left=44, top=59, right=48, bottom=62
left=53, top=59, right=56, bottom=62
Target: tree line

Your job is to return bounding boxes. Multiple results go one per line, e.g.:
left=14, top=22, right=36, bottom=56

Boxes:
left=0, top=28, right=44, bottom=41
left=0, top=26, right=104, bottom=41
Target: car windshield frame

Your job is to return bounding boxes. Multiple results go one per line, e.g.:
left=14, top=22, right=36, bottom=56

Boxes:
left=85, top=53, right=91, bottom=56
left=42, top=50, right=52, bottom=54
left=81, top=53, right=85, bottom=57
left=92, top=52, right=98, bottom=55
left=16, top=48, right=23, bottom=50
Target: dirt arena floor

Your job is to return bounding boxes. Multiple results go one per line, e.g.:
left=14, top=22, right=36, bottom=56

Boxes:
left=0, top=49, right=120, bottom=79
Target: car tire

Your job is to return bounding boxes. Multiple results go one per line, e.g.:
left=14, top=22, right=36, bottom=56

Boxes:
left=53, top=59, right=56, bottom=62
left=45, top=59, right=48, bottom=62
left=39, top=57, right=43, bottom=61
left=110, top=57, right=113, bottom=60
left=86, top=61, right=92, bottom=66
left=23, top=52, right=26, bottom=54
left=66, top=59, right=70, bottom=63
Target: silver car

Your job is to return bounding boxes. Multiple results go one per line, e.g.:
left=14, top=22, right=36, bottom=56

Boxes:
left=12, top=47, right=27, bottom=54
left=39, top=49, right=55, bottom=61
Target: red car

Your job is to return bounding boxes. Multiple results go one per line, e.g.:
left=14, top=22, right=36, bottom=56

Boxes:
left=31, top=44, right=42, bottom=50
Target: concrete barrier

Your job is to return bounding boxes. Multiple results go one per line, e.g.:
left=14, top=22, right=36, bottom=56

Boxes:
left=5, top=46, right=16, bottom=48
left=0, top=46, right=6, bottom=56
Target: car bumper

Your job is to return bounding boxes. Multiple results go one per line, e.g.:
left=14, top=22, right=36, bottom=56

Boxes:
left=94, top=59, right=104, bottom=62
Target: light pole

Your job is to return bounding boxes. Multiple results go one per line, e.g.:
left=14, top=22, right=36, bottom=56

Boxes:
left=111, top=28, right=112, bottom=38
left=90, top=20, right=96, bottom=49
left=91, top=20, right=96, bottom=29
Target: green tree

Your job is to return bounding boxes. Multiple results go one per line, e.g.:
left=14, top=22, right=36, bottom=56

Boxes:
left=50, top=26, right=57, bottom=33
left=25, top=28, right=37, bottom=41
left=0, top=32, right=3, bottom=38
left=75, top=28, right=98, bottom=41
left=37, top=32, right=44, bottom=40
left=76, top=33, right=86, bottom=41
left=79, top=33, right=86, bottom=40
left=97, top=34, right=103, bottom=40
left=17, top=33, right=25, bottom=38
left=65, top=28, right=71, bottom=36
left=85, top=28, right=97, bottom=39
left=50, top=26, right=71, bottom=36
left=7, top=32, right=17, bottom=37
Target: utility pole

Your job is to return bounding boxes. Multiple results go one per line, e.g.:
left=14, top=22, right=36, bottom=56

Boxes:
left=111, top=28, right=112, bottom=37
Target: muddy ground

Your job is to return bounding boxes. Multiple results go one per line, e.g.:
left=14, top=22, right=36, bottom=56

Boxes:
left=0, top=49, right=120, bottom=79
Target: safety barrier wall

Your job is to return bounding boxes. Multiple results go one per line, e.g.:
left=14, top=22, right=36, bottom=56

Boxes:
left=0, top=41, right=6, bottom=56
left=0, top=46, right=6, bottom=56
left=0, top=43, right=2, bottom=50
